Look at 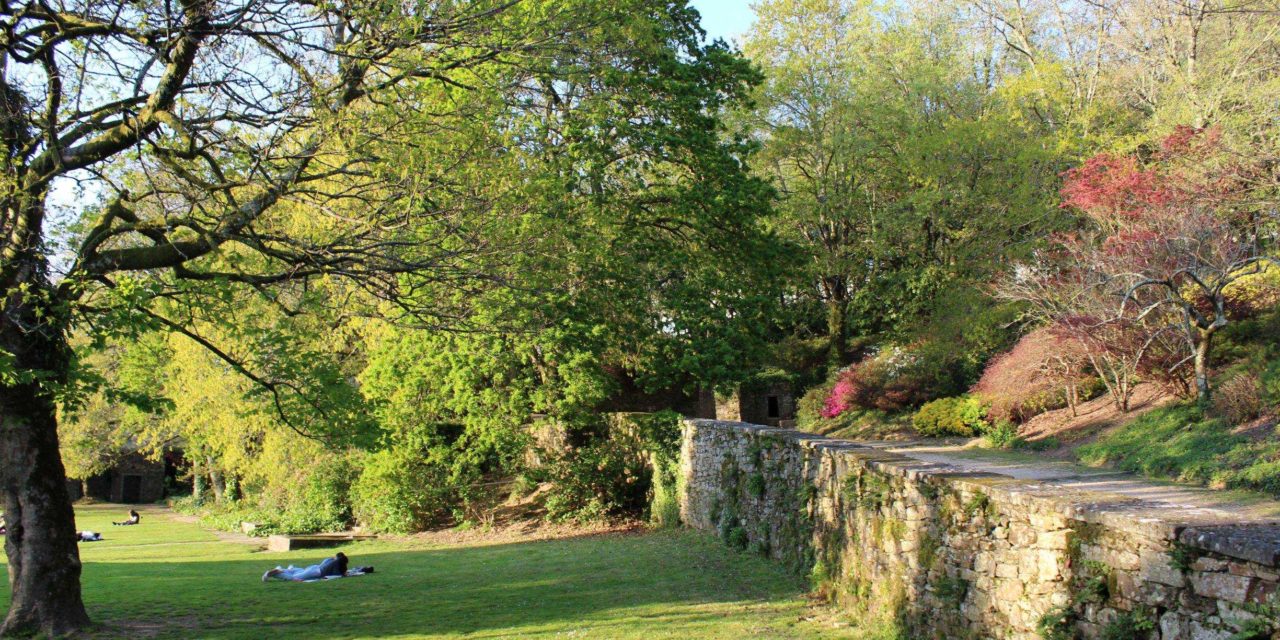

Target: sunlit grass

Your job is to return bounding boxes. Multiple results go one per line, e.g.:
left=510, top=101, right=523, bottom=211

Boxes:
left=2, top=505, right=862, bottom=639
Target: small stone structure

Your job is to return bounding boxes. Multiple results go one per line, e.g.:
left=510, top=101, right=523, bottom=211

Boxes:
left=71, top=452, right=167, bottom=504
left=716, top=384, right=796, bottom=427
left=679, top=419, right=1280, bottom=640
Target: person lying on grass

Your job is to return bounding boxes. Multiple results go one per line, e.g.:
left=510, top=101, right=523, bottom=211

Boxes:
left=113, top=509, right=141, bottom=526
left=263, top=552, right=350, bottom=582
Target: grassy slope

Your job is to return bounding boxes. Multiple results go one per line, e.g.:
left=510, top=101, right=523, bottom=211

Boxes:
left=1, top=505, right=860, bottom=640
left=1077, top=403, right=1280, bottom=494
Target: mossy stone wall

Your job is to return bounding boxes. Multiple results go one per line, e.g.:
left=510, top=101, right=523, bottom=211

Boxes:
left=679, top=419, right=1280, bottom=640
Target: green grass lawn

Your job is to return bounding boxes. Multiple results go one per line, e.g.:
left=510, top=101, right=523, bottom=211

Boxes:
left=1, top=505, right=858, bottom=639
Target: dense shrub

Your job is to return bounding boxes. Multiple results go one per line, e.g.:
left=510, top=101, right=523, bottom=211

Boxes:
left=171, top=450, right=359, bottom=536
left=821, top=377, right=856, bottom=418
left=535, top=438, right=649, bottom=522
left=350, top=447, right=456, bottom=533
left=1222, top=265, right=1280, bottom=319
left=741, top=367, right=800, bottom=398
left=272, top=457, right=357, bottom=533
left=982, top=420, right=1022, bottom=449
left=532, top=411, right=681, bottom=523
left=649, top=452, right=681, bottom=528
left=912, top=396, right=989, bottom=437
left=796, top=373, right=839, bottom=429
left=1213, top=373, right=1265, bottom=424
left=796, top=369, right=908, bottom=437
left=1221, top=296, right=1280, bottom=348
left=820, top=346, right=941, bottom=416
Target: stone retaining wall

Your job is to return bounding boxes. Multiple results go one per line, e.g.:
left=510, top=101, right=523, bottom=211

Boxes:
left=678, top=419, right=1280, bottom=639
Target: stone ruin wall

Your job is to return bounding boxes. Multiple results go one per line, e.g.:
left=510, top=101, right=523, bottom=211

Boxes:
left=678, top=419, right=1280, bottom=640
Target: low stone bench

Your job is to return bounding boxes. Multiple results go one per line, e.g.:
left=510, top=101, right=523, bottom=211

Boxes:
left=266, top=533, right=376, bottom=552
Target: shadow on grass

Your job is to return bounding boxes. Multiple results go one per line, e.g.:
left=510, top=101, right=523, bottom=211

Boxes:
left=64, top=530, right=810, bottom=639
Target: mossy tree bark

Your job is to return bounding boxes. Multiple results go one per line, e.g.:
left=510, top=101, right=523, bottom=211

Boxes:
left=0, top=228, right=89, bottom=636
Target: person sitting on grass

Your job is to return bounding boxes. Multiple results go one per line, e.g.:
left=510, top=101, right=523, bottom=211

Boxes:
left=263, top=552, right=350, bottom=582
left=113, top=509, right=141, bottom=526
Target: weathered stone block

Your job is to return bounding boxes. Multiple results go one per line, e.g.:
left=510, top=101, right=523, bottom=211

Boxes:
left=1188, top=620, right=1234, bottom=640
left=1138, top=553, right=1187, bottom=587
left=1192, top=557, right=1229, bottom=572
left=1190, top=571, right=1255, bottom=604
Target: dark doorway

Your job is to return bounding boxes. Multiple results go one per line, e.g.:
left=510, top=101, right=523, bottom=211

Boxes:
left=121, top=475, right=143, bottom=503
left=767, top=396, right=780, bottom=419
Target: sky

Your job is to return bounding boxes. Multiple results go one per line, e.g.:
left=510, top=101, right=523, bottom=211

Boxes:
left=691, top=0, right=757, bottom=45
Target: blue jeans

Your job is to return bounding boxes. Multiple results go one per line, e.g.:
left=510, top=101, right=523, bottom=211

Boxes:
left=275, top=564, right=325, bottom=581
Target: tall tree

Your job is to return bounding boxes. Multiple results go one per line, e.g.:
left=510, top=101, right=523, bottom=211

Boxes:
left=0, top=0, right=768, bottom=634
left=743, top=0, right=1066, bottom=364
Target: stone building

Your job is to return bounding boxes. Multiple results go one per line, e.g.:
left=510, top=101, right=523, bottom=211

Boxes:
left=716, top=382, right=796, bottom=427
left=68, top=452, right=172, bottom=504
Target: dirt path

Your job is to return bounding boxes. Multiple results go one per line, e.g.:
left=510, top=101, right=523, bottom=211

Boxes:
left=162, top=509, right=263, bottom=546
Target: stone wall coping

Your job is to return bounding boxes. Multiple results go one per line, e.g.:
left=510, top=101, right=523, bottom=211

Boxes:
left=687, top=418, right=1280, bottom=567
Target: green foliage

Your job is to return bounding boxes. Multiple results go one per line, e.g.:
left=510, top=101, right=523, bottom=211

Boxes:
left=848, top=473, right=892, bottom=512
left=964, top=491, right=994, bottom=520
left=917, top=533, right=941, bottom=569
left=1169, top=542, right=1200, bottom=574
left=350, top=447, right=456, bottom=534
left=1231, top=591, right=1280, bottom=640
left=741, top=368, right=800, bottom=395
left=747, top=472, right=767, bottom=498
left=1037, top=606, right=1075, bottom=640
left=1079, top=560, right=1112, bottom=604
left=796, top=374, right=839, bottom=431
left=982, top=420, right=1022, bottom=450
left=797, top=482, right=818, bottom=509
left=809, top=558, right=832, bottom=590
left=913, top=396, right=989, bottom=438
left=646, top=412, right=685, bottom=527
left=933, top=574, right=968, bottom=606
left=725, top=526, right=750, bottom=551
left=1100, top=607, right=1156, bottom=640
left=531, top=411, right=683, bottom=523
left=1016, top=436, right=1062, bottom=452
left=744, top=0, right=1068, bottom=377
left=1262, top=360, right=1280, bottom=407
left=1078, top=403, right=1280, bottom=495
left=536, top=438, right=648, bottom=523
left=277, top=457, right=358, bottom=534
left=649, top=452, right=682, bottom=529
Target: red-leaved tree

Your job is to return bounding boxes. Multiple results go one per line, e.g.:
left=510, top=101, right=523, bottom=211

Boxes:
left=1005, top=127, right=1276, bottom=406
left=971, top=326, right=1092, bottom=422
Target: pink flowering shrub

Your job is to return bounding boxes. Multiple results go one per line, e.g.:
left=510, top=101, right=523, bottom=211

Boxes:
left=821, top=378, right=855, bottom=418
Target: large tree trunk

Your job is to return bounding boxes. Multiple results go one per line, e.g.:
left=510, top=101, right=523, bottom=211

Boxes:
left=0, top=271, right=90, bottom=636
